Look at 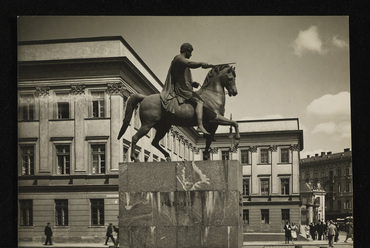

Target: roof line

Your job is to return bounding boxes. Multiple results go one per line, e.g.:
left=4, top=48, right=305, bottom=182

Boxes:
left=18, top=36, right=164, bottom=87
left=236, top=118, right=299, bottom=123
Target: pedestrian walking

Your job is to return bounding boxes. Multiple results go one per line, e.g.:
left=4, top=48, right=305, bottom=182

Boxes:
left=309, top=222, right=315, bottom=240
left=105, top=223, right=115, bottom=246
left=284, top=221, right=292, bottom=244
left=327, top=220, right=337, bottom=248
left=44, top=222, right=53, bottom=245
left=344, top=220, right=353, bottom=242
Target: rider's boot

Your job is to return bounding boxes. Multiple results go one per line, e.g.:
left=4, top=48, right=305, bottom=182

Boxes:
left=196, top=101, right=210, bottom=135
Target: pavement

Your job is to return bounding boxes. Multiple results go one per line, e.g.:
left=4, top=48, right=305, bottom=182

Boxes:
left=18, top=233, right=354, bottom=248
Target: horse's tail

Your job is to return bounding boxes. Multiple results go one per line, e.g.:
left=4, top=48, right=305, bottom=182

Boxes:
left=117, top=93, right=146, bottom=140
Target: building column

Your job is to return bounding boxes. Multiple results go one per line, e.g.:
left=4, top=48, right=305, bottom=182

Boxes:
left=291, top=144, right=300, bottom=194
left=71, top=85, right=86, bottom=172
left=107, top=82, right=128, bottom=172
left=250, top=146, right=258, bottom=195
left=270, top=145, right=278, bottom=195
left=36, top=86, right=50, bottom=173
left=307, top=205, right=314, bottom=224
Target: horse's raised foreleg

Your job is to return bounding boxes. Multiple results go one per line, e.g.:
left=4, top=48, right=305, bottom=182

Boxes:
left=151, top=126, right=171, bottom=161
left=210, top=114, right=240, bottom=149
left=130, top=124, right=153, bottom=162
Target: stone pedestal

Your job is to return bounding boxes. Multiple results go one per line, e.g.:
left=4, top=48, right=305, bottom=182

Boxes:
left=119, top=160, right=243, bottom=248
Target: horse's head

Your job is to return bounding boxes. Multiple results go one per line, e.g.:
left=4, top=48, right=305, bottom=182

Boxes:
left=218, top=65, right=237, bottom=97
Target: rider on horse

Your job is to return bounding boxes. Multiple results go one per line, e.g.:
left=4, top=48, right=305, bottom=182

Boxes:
left=160, top=43, right=213, bottom=135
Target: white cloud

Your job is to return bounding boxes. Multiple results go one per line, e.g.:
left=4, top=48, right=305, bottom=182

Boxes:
left=332, top=35, right=349, bottom=49
left=311, top=121, right=351, bottom=138
left=306, top=91, right=350, bottom=119
left=293, top=26, right=326, bottom=56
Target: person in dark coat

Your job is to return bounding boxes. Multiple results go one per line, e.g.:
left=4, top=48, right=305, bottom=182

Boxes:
left=309, top=222, right=315, bottom=240
left=284, top=221, right=292, bottom=244
left=105, top=223, right=115, bottom=245
left=44, top=222, right=53, bottom=245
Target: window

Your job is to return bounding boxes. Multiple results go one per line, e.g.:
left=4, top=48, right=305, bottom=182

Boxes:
left=243, top=178, right=250, bottom=196
left=57, top=102, right=69, bottom=119
left=92, top=144, right=105, bottom=174
left=55, top=200, right=68, bottom=226
left=123, top=146, right=129, bottom=162
left=260, top=179, right=269, bottom=196
left=338, top=183, right=341, bottom=193
left=91, top=199, right=104, bottom=226
left=345, top=168, right=350, bottom=176
left=337, top=168, right=341, bottom=177
left=243, top=209, right=249, bottom=224
left=281, top=178, right=290, bottom=195
left=91, top=92, right=105, bottom=118
left=280, top=148, right=289, bottom=163
left=337, top=200, right=341, bottom=210
left=20, top=145, right=34, bottom=175
left=261, top=209, right=269, bottom=224
left=19, top=200, right=33, bottom=226
left=329, top=171, right=334, bottom=181
left=260, top=148, right=269, bottom=164
left=281, top=209, right=290, bottom=222
left=345, top=183, right=350, bottom=193
left=144, top=150, right=150, bottom=162
left=153, top=155, right=158, bottom=162
left=241, top=149, right=249, bottom=164
left=344, top=200, right=350, bottom=210
left=56, top=145, right=70, bottom=175
left=222, top=150, right=229, bottom=160
left=19, top=94, right=35, bottom=121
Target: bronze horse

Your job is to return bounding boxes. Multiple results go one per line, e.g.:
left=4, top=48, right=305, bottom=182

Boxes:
left=117, top=64, right=240, bottom=162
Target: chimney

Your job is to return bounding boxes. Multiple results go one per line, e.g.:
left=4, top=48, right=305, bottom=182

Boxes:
left=315, top=154, right=319, bottom=157
left=307, top=155, right=310, bottom=158
left=327, top=151, right=332, bottom=155
left=321, top=152, right=325, bottom=157
left=344, top=148, right=350, bottom=152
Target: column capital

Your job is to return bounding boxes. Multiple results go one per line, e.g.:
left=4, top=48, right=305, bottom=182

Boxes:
left=269, top=145, right=278, bottom=152
left=107, top=82, right=130, bottom=97
left=290, top=144, right=300, bottom=151
left=249, top=146, right=258, bottom=153
left=35, top=86, right=50, bottom=97
left=70, top=84, right=86, bottom=95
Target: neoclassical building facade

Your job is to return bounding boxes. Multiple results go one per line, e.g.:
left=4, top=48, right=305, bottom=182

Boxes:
left=18, top=36, right=304, bottom=243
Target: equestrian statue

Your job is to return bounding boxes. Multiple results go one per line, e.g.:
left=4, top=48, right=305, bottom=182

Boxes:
left=117, top=43, right=240, bottom=162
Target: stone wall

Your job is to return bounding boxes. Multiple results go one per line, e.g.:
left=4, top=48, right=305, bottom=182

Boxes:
left=119, top=160, right=243, bottom=248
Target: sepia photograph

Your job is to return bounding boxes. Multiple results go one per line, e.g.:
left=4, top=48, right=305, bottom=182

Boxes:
left=17, top=16, right=352, bottom=247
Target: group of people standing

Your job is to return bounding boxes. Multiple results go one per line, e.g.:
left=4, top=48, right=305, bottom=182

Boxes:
left=283, top=221, right=299, bottom=244
left=308, top=220, right=334, bottom=241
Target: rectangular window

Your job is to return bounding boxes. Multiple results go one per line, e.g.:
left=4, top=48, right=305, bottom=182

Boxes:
left=337, top=168, right=342, bottom=177
left=92, top=144, right=105, bottom=174
left=144, top=150, right=150, bottom=162
left=338, top=183, right=341, bottom=193
left=281, top=178, right=290, bottom=195
left=260, top=148, right=269, bottom=164
left=20, top=145, right=34, bottom=175
left=280, top=148, right=289, bottom=163
left=345, top=183, right=350, bottom=193
left=57, top=102, right=70, bottom=119
left=19, top=200, right=33, bottom=226
left=55, top=200, right=68, bottom=226
left=260, top=179, right=269, bottom=196
left=241, top=149, right=249, bottom=164
left=19, top=94, right=35, bottom=121
left=337, top=200, right=341, bottom=210
left=56, top=145, right=70, bottom=175
left=91, top=92, right=105, bottom=118
left=281, top=209, right=290, bottom=221
left=91, top=199, right=104, bottom=226
left=345, top=168, right=350, bottom=176
left=261, top=209, right=269, bottom=224
left=243, top=178, right=250, bottom=196
left=243, top=209, right=249, bottom=224
left=222, top=150, right=229, bottom=160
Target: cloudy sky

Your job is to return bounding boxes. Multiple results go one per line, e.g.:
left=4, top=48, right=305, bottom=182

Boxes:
left=17, top=16, right=351, bottom=158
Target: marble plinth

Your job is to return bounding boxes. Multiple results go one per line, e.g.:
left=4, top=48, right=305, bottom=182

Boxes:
left=119, top=160, right=243, bottom=248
